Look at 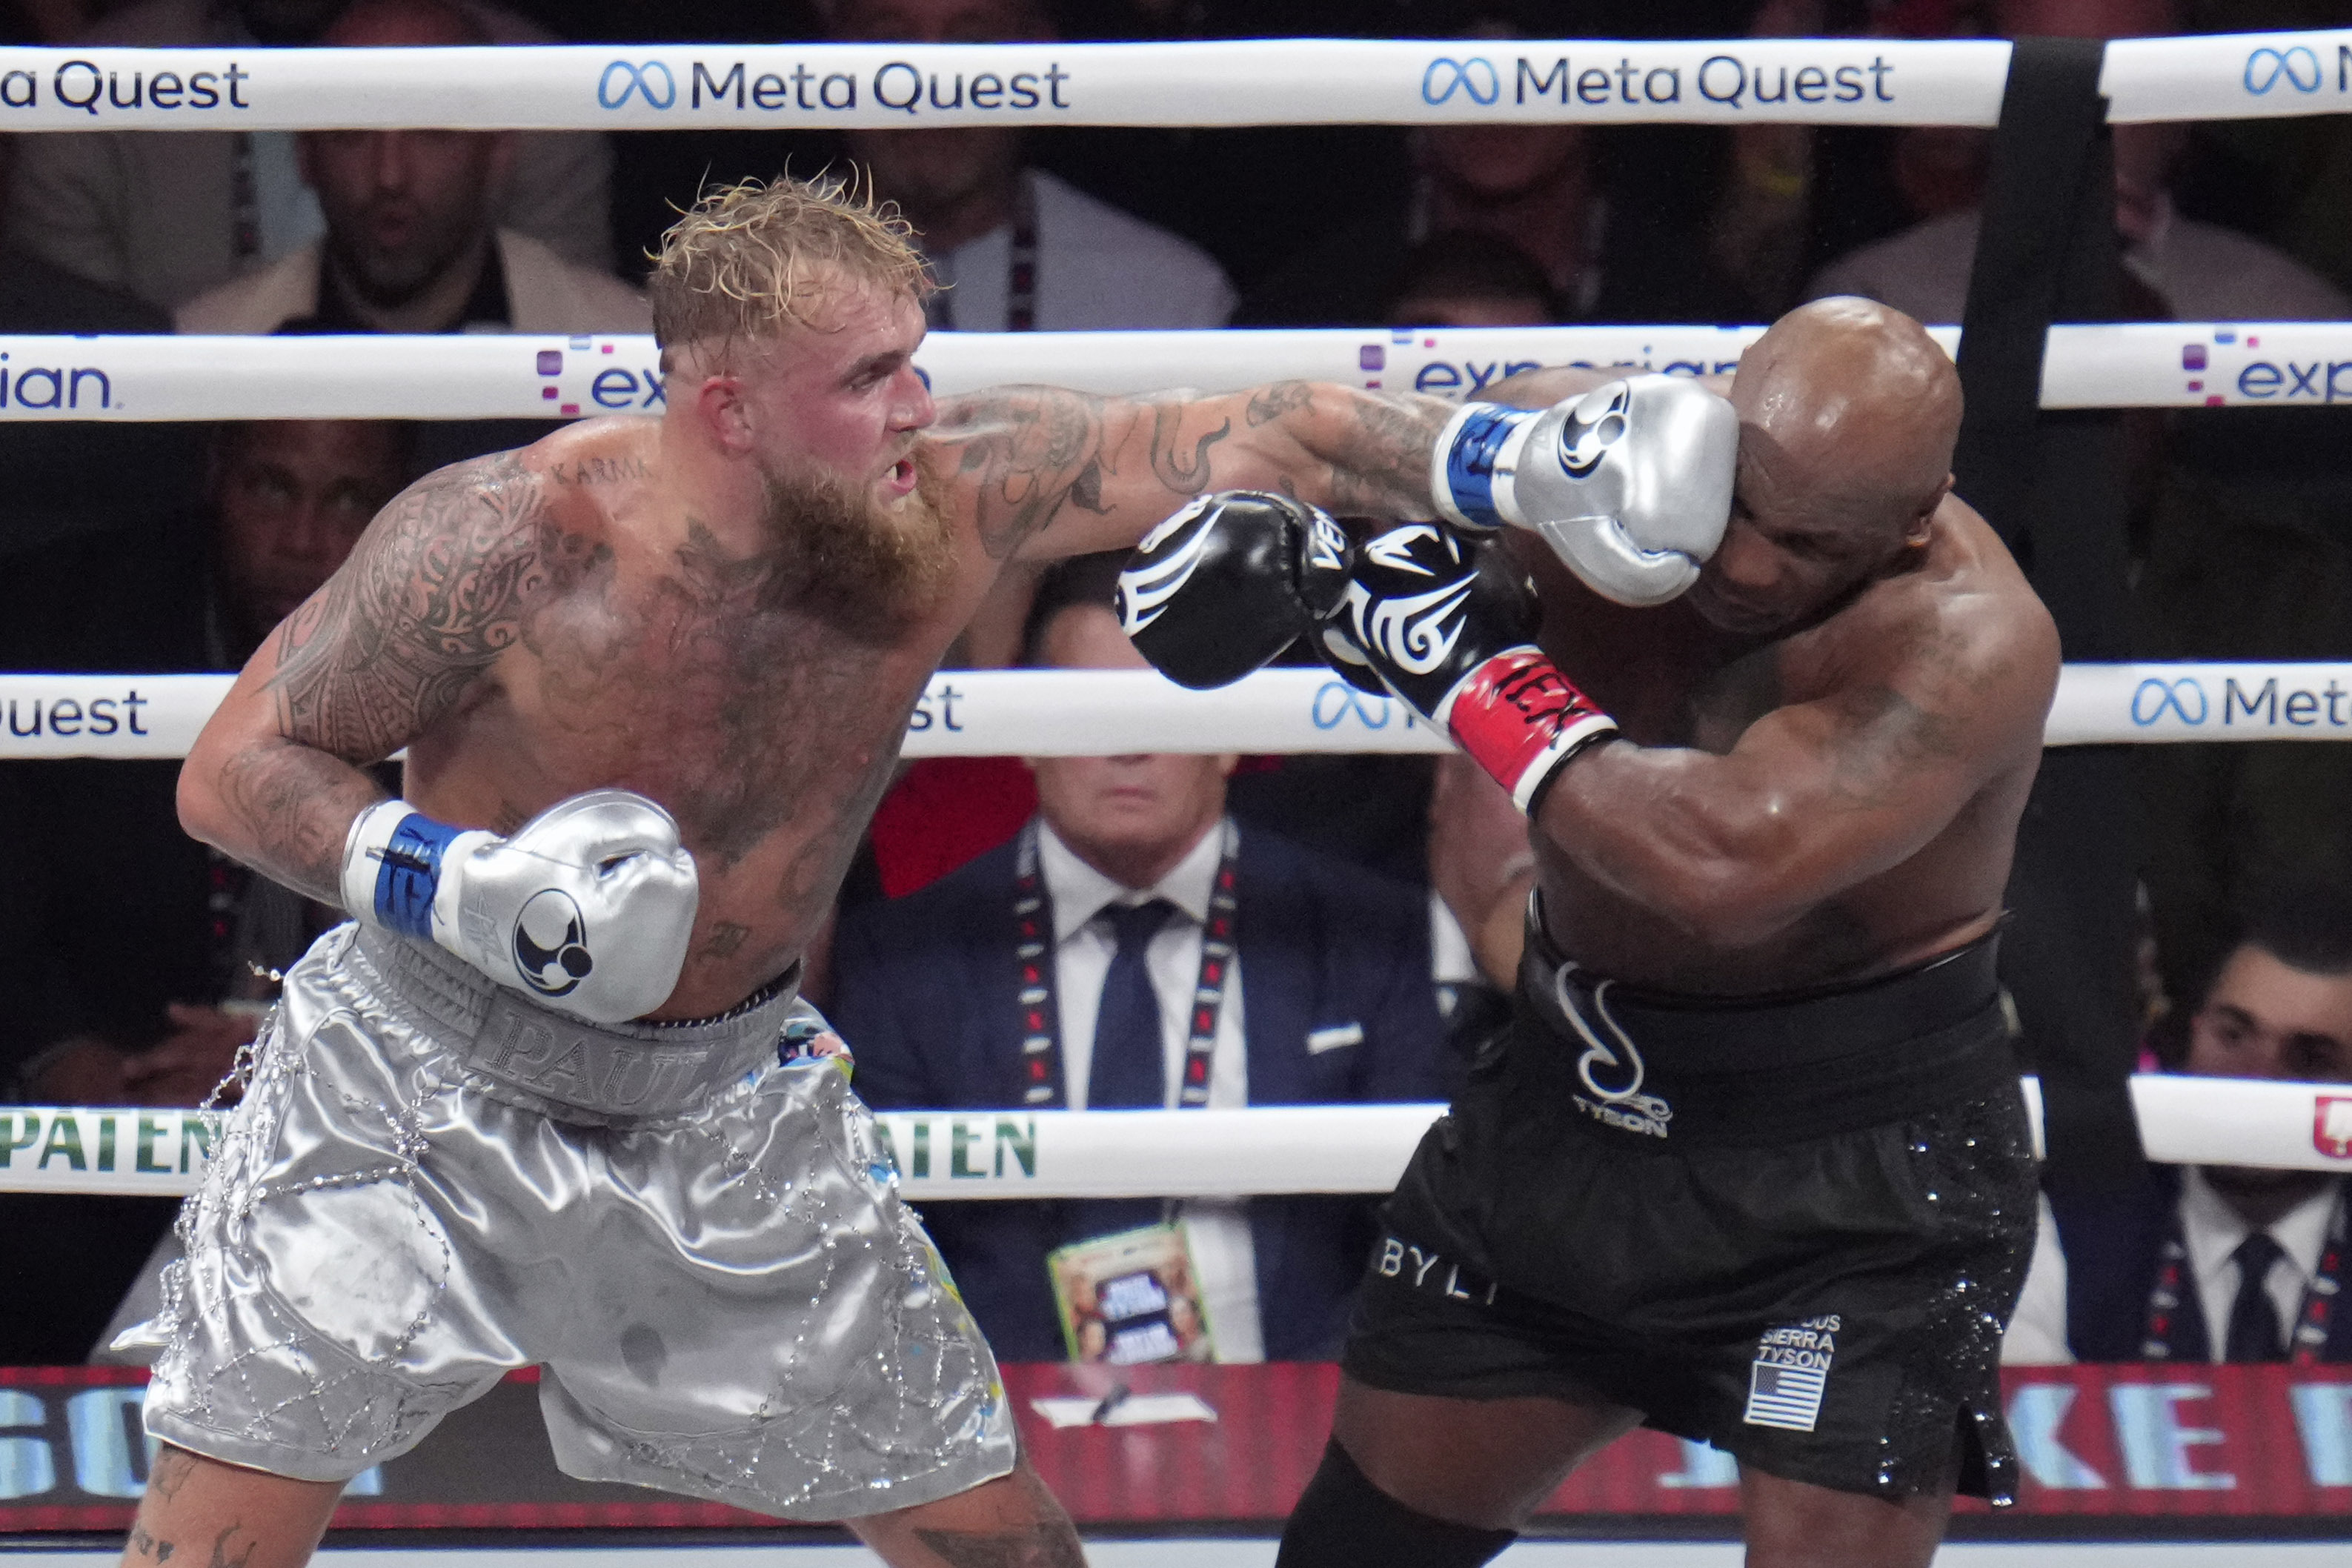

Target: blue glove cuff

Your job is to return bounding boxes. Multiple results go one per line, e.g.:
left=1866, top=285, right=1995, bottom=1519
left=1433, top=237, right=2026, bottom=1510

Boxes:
left=375, top=811, right=464, bottom=940
left=1440, top=405, right=1533, bottom=531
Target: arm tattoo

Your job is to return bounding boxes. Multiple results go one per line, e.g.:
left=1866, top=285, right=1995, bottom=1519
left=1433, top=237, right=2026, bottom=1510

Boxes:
left=150, top=1446, right=198, bottom=1501
left=936, top=387, right=1113, bottom=558
left=212, top=454, right=581, bottom=900
left=934, top=386, right=1243, bottom=557
left=1323, top=393, right=1453, bottom=516
left=1146, top=402, right=1229, bottom=491
left=1243, top=379, right=1313, bottom=427
left=911, top=1525, right=1086, bottom=1568
left=265, top=454, right=563, bottom=760
left=933, top=382, right=1448, bottom=559
left=206, top=1524, right=259, bottom=1568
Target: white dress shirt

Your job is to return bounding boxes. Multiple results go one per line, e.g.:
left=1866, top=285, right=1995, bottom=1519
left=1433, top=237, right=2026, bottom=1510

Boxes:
left=1809, top=196, right=2351, bottom=325
left=2004, top=1172, right=2344, bottom=1365
left=1035, top=817, right=1264, bottom=1362
left=929, top=170, right=1238, bottom=331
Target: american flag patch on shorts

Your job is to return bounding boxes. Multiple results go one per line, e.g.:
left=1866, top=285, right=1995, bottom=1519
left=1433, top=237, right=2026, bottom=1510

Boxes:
left=1743, top=1314, right=1841, bottom=1432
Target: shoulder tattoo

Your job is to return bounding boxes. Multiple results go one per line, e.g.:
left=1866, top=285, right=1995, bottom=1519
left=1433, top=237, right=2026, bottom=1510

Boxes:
left=264, top=454, right=590, bottom=760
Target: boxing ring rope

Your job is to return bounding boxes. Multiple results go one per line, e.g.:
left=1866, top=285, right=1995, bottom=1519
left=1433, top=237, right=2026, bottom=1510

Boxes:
left=0, top=31, right=2336, bottom=131
left=0, top=323, right=2334, bottom=417
left=7, top=1074, right=2351, bottom=1197
left=0, top=665, right=2344, bottom=760
left=4, top=30, right=2348, bottom=1240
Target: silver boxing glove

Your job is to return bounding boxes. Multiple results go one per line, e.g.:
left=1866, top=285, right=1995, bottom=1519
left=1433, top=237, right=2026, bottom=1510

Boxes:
left=1429, top=373, right=1738, bottom=608
left=341, top=788, right=700, bottom=1023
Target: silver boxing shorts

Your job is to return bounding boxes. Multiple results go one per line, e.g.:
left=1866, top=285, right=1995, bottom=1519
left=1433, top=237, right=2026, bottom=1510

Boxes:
left=127, top=923, right=1015, bottom=1520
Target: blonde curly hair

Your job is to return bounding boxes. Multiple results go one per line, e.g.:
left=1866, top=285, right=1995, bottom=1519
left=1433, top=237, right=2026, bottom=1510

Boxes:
left=648, top=173, right=929, bottom=353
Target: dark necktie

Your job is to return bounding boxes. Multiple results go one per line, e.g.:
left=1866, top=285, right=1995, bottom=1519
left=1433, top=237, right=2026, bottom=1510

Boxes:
left=2225, top=1232, right=2290, bottom=1363
left=1086, top=899, right=1176, bottom=1110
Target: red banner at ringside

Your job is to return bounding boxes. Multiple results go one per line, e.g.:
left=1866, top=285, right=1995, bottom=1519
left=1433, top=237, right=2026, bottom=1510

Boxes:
left=1, top=1363, right=2347, bottom=1532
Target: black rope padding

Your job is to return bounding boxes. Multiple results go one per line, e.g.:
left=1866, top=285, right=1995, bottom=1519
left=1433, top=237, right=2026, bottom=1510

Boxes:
left=1953, top=36, right=2150, bottom=1193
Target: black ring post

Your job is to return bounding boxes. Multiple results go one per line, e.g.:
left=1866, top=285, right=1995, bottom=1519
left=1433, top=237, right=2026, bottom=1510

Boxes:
left=1950, top=37, right=2150, bottom=1189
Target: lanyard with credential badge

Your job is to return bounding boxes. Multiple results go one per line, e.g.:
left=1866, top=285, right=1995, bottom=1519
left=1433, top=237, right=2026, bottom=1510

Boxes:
left=2141, top=1187, right=2348, bottom=1363
left=928, top=172, right=1039, bottom=333
left=1011, top=819, right=1238, bottom=1108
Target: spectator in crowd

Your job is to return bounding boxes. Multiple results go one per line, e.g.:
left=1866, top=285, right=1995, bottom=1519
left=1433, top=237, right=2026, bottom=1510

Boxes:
left=1810, top=0, right=2351, bottom=322
left=829, top=558, right=1449, bottom=1363
left=1385, top=228, right=1561, bottom=327
left=0, top=141, right=207, bottom=559
left=0, top=418, right=405, bottom=1366
left=4, top=0, right=615, bottom=314
left=2006, top=881, right=2352, bottom=1363
left=1, top=416, right=406, bottom=1103
left=1238, top=5, right=1742, bottom=327
left=834, top=0, right=1238, bottom=330
left=171, top=0, right=647, bottom=335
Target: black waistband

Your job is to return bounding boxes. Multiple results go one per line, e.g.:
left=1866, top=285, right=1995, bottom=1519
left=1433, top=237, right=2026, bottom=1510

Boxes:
left=1509, top=917, right=2016, bottom=1144
left=1519, top=920, right=2005, bottom=1074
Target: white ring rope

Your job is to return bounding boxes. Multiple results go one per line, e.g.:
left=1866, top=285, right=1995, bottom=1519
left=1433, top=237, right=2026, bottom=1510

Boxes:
left=6, top=1075, right=2348, bottom=1197
left=0, top=33, right=2336, bottom=132
left=0, top=323, right=2339, bottom=419
left=0, top=665, right=2344, bottom=761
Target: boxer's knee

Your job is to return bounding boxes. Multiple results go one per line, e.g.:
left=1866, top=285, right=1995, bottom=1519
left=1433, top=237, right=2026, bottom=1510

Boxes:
left=1277, top=1438, right=1518, bottom=1568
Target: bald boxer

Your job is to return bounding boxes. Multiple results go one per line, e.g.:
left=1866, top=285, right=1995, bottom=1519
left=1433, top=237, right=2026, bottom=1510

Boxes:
left=125, top=174, right=1711, bottom=1568
left=1126, top=299, right=2058, bottom=1568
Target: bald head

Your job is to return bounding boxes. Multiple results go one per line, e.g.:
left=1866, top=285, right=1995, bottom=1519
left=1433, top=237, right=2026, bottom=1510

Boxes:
left=1733, top=297, right=1961, bottom=533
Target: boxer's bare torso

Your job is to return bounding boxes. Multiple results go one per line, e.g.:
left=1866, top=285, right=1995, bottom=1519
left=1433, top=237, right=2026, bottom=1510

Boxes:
left=1493, top=341, right=2058, bottom=997
left=364, top=421, right=994, bottom=1018
left=182, top=288, right=1454, bottom=1019
left=1520, top=497, right=2050, bottom=994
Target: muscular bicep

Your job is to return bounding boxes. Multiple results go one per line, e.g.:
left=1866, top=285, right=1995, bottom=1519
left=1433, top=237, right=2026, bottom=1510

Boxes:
left=926, top=382, right=1452, bottom=562
left=1538, top=614, right=2055, bottom=941
left=257, top=452, right=564, bottom=761
left=926, top=385, right=1243, bottom=562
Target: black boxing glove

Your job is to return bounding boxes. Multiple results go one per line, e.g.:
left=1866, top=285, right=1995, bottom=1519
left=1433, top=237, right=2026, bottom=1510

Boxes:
left=1115, top=491, right=1355, bottom=691
left=1335, top=522, right=1618, bottom=812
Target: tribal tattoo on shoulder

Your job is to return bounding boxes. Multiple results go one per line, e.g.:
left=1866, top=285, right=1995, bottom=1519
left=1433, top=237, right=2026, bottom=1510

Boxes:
left=263, top=453, right=593, bottom=759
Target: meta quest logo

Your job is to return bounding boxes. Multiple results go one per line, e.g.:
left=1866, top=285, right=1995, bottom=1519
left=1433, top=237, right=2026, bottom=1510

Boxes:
left=2127, top=673, right=2352, bottom=734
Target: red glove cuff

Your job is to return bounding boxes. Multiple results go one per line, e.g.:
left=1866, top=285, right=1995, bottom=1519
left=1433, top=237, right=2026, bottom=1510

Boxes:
left=1439, top=648, right=1618, bottom=812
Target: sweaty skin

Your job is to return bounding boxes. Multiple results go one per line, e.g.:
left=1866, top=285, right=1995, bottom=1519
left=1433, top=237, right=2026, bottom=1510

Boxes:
left=1506, top=300, right=2059, bottom=994
left=179, top=281, right=1452, bottom=1021
left=1326, top=298, right=2062, bottom=1568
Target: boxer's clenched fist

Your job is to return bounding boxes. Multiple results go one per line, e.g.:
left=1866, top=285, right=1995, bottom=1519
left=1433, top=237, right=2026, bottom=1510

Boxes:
left=1431, top=373, right=1736, bottom=608
left=342, top=788, right=699, bottom=1023
left=1115, top=489, right=1355, bottom=690
left=1336, top=522, right=1618, bottom=813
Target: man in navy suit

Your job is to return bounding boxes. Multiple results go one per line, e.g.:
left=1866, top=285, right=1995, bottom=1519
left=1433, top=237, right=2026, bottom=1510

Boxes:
left=830, top=558, right=1449, bottom=1363
left=2007, top=880, right=2352, bottom=1364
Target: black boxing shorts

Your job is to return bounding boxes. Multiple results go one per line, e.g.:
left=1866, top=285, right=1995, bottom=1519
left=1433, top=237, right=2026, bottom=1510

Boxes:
left=1343, top=916, right=2038, bottom=1505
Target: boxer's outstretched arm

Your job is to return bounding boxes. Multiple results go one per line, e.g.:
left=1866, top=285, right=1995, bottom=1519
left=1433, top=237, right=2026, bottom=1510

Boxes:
left=1532, top=591, right=2059, bottom=947
left=179, top=454, right=565, bottom=905
left=925, top=382, right=1455, bottom=562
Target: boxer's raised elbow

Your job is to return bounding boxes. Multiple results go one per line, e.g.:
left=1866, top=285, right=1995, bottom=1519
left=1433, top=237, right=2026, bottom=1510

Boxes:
left=175, top=745, right=236, bottom=853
